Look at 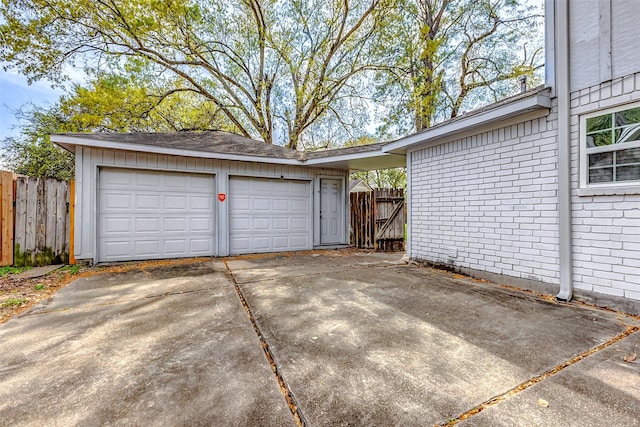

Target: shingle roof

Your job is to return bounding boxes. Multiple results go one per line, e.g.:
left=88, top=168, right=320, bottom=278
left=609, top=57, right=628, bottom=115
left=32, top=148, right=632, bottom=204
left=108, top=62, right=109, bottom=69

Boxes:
left=53, top=130, right=389, bottom=161
left=53, top=131, right=304, bottom=160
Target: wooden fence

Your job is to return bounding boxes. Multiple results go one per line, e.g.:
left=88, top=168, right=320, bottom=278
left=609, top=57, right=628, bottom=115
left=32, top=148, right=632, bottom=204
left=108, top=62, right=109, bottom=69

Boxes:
left=0, top=171, right=74, bottom=267
left=350, top=188, right=405, bottom=252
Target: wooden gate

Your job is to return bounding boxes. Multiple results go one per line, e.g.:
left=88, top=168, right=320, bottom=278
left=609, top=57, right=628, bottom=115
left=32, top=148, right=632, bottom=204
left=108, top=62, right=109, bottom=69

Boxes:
left=0, top=172, right=74, bottom=267
left=350, top=188, right=405, bottom=252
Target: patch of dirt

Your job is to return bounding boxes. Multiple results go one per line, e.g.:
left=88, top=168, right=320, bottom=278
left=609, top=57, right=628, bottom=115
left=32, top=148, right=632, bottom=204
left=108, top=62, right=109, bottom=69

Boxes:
left=0, top=267, right=92, bottom=323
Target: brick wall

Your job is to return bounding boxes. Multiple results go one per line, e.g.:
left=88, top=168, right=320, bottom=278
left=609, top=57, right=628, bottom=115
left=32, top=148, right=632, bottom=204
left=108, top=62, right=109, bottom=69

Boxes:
left=569, top=72, right=640, bottom=301
left=410, top=104, right=561, bottom=285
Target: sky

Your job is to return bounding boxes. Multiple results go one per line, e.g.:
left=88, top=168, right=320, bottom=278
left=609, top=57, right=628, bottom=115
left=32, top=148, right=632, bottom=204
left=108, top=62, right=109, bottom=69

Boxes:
left=0, top=68, right=68, bottom=141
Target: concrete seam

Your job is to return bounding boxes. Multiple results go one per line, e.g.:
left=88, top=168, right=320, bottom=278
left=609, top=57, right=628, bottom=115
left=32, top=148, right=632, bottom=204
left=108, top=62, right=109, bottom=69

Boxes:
left=223, top=259, right=307, bottom=427
left=438, top=326, right=640, bottom=426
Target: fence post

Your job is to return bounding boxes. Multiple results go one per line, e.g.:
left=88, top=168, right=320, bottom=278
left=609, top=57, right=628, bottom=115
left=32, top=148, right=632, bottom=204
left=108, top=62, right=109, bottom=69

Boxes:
left=0, top=171, right=14, bottom=266
left=69, top=180, right=75, bottom=265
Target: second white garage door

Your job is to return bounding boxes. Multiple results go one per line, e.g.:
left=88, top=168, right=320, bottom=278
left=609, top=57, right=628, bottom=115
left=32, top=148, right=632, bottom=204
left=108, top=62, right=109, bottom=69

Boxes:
left=98, top=168, right=216, bottom=262
left=229, top=177, right=312, bottom=254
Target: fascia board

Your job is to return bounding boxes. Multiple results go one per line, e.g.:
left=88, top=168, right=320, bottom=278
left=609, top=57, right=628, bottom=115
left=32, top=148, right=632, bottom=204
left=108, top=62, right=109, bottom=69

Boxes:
left=382, top=90, right=552, bottom=154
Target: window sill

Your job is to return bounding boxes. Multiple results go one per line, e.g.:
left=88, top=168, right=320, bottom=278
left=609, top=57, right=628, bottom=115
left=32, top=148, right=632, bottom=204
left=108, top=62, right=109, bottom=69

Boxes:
left=577, top=185, right=640, bottom=197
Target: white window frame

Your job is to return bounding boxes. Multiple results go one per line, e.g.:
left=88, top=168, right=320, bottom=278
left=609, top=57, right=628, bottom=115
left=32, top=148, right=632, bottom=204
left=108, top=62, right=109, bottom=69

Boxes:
left=580, top=101, right=640, bottom=189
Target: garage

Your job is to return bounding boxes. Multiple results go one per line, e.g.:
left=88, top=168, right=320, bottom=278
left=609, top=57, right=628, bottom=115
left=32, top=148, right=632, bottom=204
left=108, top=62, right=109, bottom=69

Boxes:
left=51, top=132, right=404, bottom=263
left=228, top=176, right=312, bottom=254
left=98, top=168, right=216, bottom=262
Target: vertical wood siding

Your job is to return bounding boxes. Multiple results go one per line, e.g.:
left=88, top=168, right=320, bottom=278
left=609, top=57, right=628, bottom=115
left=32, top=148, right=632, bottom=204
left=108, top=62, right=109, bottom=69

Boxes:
left=75, top=147, right=348, bottom=261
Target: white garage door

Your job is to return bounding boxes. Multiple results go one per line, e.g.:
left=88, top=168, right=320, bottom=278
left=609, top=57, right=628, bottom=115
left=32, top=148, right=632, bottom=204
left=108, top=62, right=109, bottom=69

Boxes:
left=98, top=168, right=215, bottom=262
left=229, top=177, right=311, bottom=254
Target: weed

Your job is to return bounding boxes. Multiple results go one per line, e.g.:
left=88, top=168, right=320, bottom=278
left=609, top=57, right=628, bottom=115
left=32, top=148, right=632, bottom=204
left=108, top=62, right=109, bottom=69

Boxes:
left=60, top=265, right=81, bottom=275
left=0, top=266, right=31, bottom=277
left=34, top=284, right=46, bottom=291
left=2, top=298, right=27, bottom=307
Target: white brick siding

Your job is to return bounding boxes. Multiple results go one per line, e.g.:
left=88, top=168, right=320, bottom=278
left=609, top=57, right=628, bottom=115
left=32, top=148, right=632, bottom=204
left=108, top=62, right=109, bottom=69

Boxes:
left=569, top=71, right=640, bottom=301
left=409, top=72, right=640, bottom=303
left=410, top=107, right=561, bottom=285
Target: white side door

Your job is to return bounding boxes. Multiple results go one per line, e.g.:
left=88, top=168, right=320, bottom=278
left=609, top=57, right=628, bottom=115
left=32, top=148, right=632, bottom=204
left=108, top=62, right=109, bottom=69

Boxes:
left=320, top=178, right=344, bottom=244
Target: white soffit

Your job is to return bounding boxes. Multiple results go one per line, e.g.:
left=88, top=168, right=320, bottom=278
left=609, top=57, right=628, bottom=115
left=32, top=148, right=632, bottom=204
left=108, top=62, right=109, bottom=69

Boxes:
left=383, top=89, right=552, bottom=154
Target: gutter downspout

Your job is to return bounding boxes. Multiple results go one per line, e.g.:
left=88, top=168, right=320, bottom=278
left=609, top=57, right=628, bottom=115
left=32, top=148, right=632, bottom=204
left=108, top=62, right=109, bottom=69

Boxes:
left=556, top=0, right=573, bottom=301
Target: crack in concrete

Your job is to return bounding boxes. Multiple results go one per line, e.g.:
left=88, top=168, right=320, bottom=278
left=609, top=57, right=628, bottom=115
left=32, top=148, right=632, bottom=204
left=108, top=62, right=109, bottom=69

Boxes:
left=224, top=259, right=306, bottom=427
left=438, top=326, right=640, bottom=426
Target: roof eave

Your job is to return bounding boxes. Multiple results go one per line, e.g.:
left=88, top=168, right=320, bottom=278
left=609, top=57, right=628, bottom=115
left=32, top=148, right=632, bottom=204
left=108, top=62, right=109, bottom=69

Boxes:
left=382, top=88, right=552, bottom=154
left=50, top=134, right=304, bottom=166
left=304, top=149, right=406, bottom=170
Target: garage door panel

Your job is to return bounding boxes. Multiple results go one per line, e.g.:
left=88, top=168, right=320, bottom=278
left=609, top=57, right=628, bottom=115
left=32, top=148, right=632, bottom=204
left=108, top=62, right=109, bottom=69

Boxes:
left=164, top=174, right=187, bottom=190
left=273, top=236, right=289, bottom=248
left=134, top=240, right=161, bottom=256
left=136, top=172, right=161, bottom=188
left=190, top=217, right=213, bottom=232
left=103, top=169, right=133, bottom=187
left=230, top=217, right=250, bottom=231
left=136, top=194, right=161, bottom=210
left=164, top=217, right=187, bottom=232
left=292, top=199, right=309, bottom=212
left=291, top=217, right=309, bottom=230
left=102, top=217, right=132, bottom=234
left=253, top=217, right=270, bottom=230
left=99, top=168, right=215, bottom=262
left=273, top=217, right=289, bottom=229
left=102, top=241, right=132, bottom=258
left=135, top=217, right=160, bottom=233
left=102, top=192, right=132, bottom=210
left=164, top=195, right=188, bottom=210
left=163, top=239, right=187, bottom=255
left=252, top=237, right=271, bottom=250
left=229, top=176, right=311, bottom=254
left=230, top=237, right=250, bottom=252
left=291, top=235, right=309, bottom=248
left=190, top=195, right=212, bottom=210
left=190, top=238, right=213, bottom=253
left=253, top=198, right=270, bottom=211
left=290, top=181, right=308, bottom=195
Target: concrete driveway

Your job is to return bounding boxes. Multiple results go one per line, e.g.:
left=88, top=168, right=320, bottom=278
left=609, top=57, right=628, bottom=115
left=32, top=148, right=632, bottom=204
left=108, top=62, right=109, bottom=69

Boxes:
left=1, top=251, right=639, bottom=426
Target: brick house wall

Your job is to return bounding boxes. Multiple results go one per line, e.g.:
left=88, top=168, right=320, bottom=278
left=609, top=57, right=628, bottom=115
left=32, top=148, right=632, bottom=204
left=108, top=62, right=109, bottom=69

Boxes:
left=409, top=104, right=561, bottom=286
left=569, top=72, right=640, bottom=300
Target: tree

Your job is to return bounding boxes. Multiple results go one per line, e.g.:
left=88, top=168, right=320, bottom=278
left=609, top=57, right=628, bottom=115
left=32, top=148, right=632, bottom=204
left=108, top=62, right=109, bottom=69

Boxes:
left=1, top=0, right=393, bottom=149
left=1, top=106, right=76, bottom=180
left=375, top=0, right=544, bottom=134
left=1, top=71, right=243, bottom=179
left=344, top=136, right=406, bottom=189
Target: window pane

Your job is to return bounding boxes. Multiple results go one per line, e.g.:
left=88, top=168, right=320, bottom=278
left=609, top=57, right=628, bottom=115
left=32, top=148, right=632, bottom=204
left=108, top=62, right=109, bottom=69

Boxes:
left=617, top=147, right=640, bottom=164
left=616, top=165, right=640, bottom=181
left=586, top=130, right=612, bottom=147
left=615, top=107, right=640, bottom=126
left=589, top=152, right=613, bottom=167
left=589, top=167, right=613, bottom=183
left=587, top=114, right=612, bottom=132
left=615, top=123, right=640, bottom=144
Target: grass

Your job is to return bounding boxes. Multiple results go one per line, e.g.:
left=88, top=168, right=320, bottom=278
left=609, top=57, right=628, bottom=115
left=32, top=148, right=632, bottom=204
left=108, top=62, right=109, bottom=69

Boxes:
left=60, top=265, right=81, bottom=275
left=2, top=298, right=27, bottom=307
left=0, top=266, right=31, bottom=277
left=34, top=284, right=46, bottom=290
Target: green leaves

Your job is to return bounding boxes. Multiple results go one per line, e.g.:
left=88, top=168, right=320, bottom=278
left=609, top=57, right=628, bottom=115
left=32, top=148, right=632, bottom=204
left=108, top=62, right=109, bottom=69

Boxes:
left=1, top=0, right=544, bottom=149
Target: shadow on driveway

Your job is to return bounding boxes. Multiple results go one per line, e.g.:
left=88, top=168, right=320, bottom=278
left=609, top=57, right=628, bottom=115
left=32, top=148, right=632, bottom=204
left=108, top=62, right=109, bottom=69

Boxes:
left=228, top=250, right=640, bottom=426
left=1, top=251, right=639, bottom=426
